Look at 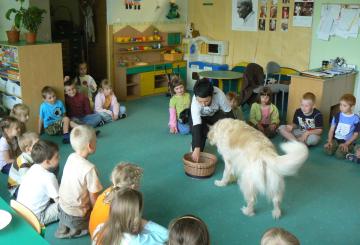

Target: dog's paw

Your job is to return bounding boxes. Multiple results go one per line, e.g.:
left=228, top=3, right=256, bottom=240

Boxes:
left=272, top=209, right=281, bottom=219
left=241, top=206, right=255, bottom=216
left=214, top=180, right=227, bottom=187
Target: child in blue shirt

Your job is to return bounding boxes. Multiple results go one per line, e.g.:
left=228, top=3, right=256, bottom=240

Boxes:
left=324, top=94, right=360, bottom=159
left=39, top=86, right=78, bottom=144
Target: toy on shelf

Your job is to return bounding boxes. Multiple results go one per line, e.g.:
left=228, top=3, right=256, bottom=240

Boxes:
left=166, top=0, right=180, bottom=19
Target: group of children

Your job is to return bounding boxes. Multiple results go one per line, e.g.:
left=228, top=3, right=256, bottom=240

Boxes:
left=41, top=62, right=126, bottom=144
left=168, top=76, right=360, bottom=163
left=0, top=68, right=359, bottom=244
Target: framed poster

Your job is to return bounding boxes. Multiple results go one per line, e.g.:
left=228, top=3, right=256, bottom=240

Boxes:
left=293, top=0, right=314, bottom=27
left=232, top=0, right=258, bottom=31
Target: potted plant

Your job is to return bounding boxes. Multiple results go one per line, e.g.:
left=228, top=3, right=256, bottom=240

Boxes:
left=5, top=0, right=26, bottom=43
left=22, top=6, right=46, bottom=44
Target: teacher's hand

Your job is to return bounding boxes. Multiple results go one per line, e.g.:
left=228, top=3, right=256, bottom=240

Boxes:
left=192, top=147, right=201, bottom=162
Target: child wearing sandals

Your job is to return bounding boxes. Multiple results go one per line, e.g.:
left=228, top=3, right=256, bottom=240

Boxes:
left=92, top=188, right=168, bottom=245
left=168, top=215, right=210, bottom=245
left=88, top=162, right=143, bottom=238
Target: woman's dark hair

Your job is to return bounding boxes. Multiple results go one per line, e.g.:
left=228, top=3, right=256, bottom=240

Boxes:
left=193, top=78, right=214, bottom=98
left=257, top=86, right=273, bottom=105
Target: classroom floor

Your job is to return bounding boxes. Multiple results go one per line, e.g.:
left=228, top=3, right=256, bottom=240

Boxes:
left=1, top=95, right=360, bottom=245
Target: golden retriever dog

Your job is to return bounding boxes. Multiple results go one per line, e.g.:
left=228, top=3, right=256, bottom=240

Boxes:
left=208, top=119, right=308, bottom=219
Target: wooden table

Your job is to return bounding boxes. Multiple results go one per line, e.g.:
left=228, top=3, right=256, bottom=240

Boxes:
left=0, top=197, right=48, bottom=244
left=198, top=70, right=243, bottom=93
left=287, top=72, right=357, bottom=128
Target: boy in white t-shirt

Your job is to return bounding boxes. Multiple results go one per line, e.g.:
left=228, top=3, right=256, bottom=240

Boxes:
left=56, top=125, right=103, bottom=239
left=16, top=140, right=60, bottom=225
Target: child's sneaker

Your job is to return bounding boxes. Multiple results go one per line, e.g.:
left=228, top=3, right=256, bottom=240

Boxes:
left=120, top=113, right=127, bottom=119
left=95, top=130, right=101, bottom=136
left=97, top=120, right=105, bottom=127
left=345, top=153, right=359, bottom=163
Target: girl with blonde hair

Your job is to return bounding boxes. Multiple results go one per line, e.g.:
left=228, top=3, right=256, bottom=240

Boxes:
left=93, top=188, right=168, bottom=245
left=89, top=162, right=143, bottom=237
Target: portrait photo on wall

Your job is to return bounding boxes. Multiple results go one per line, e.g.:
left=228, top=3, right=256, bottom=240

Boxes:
left=272, top=0, right=278, bottom=5
left=258, top=19, right=266, bottom=31
left=232, top=0, right=258, bottom=32
left=260, top=5, right=267, bottom=18
left=282, top=7, right=289, bottom=19
left=282, top=0, right=290, bottom=4
left=269, top=19, right=276, bottom=31
left=270, top=5, right=277, bottom=18
left=281, top=19, right=288, bottom=31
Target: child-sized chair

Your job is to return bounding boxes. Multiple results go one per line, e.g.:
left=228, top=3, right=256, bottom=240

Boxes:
left=10, top=200, right=45, bottom=236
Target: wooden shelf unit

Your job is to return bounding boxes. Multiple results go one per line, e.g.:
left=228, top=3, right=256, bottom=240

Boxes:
left=0, top=42, right=64, bottom=131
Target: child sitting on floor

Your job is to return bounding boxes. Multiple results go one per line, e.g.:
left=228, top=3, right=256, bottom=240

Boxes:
left=169, top=76, right=191, bottom=134
left=0, top=117, right=21, bottom=175
left=94, top=79, right=126, bottom=122
left=17, top=140, right=60, bottom=225
left=93, top=188, right=168, bottom=245
left=74, top=61, right=97, bottom=105
left=324, top=94, right=360, bottom=159
left=226, top=91, right=243, bottom=120
left=168, top=214, right=210, bottom=245
left=39, top=86, right=78, bottom=144
left=279, top=92, right=323, bottom=146
left=249, top=86, right=279, bottom=138
left=8, top=132, right=39, bottom=198
left=10, top=103, right=30, bottom=135
left=261, top=227, right=300, bottom=245
left=64, top=80, right=103, bottom=128
left=89, top=162, right=143, bottom=238
left=57, top=125, right=103, bottom=239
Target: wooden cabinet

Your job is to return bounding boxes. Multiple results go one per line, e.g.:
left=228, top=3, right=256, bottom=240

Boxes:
left=0, top=42, right=64, bottom=131
left=287, top=73, right=356, bottom=128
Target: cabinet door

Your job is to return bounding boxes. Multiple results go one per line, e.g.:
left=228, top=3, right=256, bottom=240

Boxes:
left=154, top=70, right=171, bottom=94
left=140, top=72, right=155, bottom=96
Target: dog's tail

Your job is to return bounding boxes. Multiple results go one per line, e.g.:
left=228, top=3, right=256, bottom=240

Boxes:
left=269, top=141, right=308, bottom=176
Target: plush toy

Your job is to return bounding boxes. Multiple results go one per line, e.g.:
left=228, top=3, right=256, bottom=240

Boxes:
left=166, top=0, right=180, bottom=19
left=191, top=23, right=200, bottom=38
left=185, top=23, right=193, bottom=38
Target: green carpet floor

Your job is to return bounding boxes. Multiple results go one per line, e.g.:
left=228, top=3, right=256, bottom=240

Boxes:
left=1, top=95, right=360, bottom=245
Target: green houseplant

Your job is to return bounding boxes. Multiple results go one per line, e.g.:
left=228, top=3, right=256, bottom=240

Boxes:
left=22, top=6, right=46, bottom=44
left=5, top=0, right=26, bottom=43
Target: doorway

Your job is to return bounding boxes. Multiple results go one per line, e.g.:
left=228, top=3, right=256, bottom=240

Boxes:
left=49, top=0, right=107, bottom=81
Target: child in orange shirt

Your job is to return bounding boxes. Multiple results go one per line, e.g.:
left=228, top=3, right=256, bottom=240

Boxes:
left=88, top=162, right=143, bottom=238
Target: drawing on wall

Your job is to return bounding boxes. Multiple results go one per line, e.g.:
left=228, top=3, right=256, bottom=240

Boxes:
left=269, top=18, right=276, bottom=31
left=281, top=19, right=288, bottom=31
left=232, top=0, right=258, bottom=32
left=270, top=5, right=277, bottom=18
left=293, top=0, right=314, bottom=27
left=260, top=5, right=267, bottom=18
left=282, top=7, right=289, bottom=19
left=259, top=19, right=266, bottom=30
left=124, top=0, right=142, bottom=10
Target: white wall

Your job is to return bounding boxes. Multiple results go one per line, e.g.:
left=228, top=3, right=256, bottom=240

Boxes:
left=0, top=0, right=29, bottom=41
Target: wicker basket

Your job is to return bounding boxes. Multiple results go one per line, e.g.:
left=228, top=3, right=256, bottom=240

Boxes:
left=182, top=152, right=217, bottom=178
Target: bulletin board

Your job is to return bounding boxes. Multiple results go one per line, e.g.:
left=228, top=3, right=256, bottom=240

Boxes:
left=107, top=0, right=188, bottom=25
left=188, top=0, right=312, bottom=71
